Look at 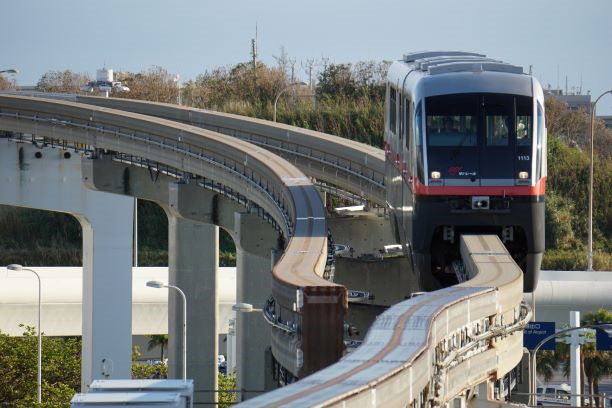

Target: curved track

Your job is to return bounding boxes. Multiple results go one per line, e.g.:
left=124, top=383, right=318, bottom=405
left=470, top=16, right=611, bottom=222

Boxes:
left=0, top=92, right=386, bottom=206
left=0, top=95, right=530, bottom=406
left=239, top=235, right=530, bottom=407
left=0, top=94, right=346, bottom=377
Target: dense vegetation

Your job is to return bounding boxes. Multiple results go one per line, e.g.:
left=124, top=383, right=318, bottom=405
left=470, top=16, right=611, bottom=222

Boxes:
left=0, top=59, right=610, bottom=270
left=0, top=327, right=236, bottom=407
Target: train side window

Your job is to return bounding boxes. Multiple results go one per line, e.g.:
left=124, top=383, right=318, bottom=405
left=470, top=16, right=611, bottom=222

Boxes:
left=390, top=87, right=397, bottom=134
left=399, top=96, right=404, bottom=140
left=415, top=102, right=423, bottom=147
left=405, top=97, right=411, bottom=150
left=536, top=102, right=544, bottom=179
left=415, top=102, right=424, bottom=181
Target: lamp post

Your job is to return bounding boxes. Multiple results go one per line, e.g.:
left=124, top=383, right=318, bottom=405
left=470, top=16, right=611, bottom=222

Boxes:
left=7, top=264, right=41, bottom=404
left=529, top=321, right=612, bottom=406
left=231, top=303, right=263, bottom=401
left=0, top=69, right=18, bottom=74
left=146, top=280, right=187, bottom=380
left=273, top=82, right=307, bottom=122
left=587, top=90, right=612, bottom=271
left=232, top=303, right=262, bottom=313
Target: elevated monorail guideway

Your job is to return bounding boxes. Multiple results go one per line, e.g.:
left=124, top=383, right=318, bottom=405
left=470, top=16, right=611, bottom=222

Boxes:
left=239, top=234, right=531, bottom=407
left=0, top=94, right=346, bottom=378
left=0, top=91, right=386, bottom=206
left=0, top=93, right=533, bottom=406
left=74, top=95, right=387, bottom=206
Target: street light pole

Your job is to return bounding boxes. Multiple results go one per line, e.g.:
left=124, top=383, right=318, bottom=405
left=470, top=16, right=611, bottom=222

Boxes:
left=0, top=69, right=18, bottom=74
left=587, top=90, right=612, bottom=271
left=273, top=82, right=307, bottom=122
left=147, top=281, right=188, bottom=380
left=529, top=321, right=612, bottom=406
left=7, top=264, right=42, bottom=404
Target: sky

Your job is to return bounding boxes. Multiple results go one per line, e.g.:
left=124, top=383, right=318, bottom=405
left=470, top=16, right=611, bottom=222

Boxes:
left=2, top=0, right=612, bottom=114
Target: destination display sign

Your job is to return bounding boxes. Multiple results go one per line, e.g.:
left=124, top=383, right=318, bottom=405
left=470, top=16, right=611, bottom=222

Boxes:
left=523, top=321, right=555, bottom=351
left=595, top=327, right=612, bottom=351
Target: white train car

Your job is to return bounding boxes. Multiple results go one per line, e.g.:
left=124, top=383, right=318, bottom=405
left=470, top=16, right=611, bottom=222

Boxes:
left=384, top=51, right=546, bottom=293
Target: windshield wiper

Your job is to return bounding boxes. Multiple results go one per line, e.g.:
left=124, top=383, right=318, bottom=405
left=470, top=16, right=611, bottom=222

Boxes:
left=450, top=133, right=470, bottom=160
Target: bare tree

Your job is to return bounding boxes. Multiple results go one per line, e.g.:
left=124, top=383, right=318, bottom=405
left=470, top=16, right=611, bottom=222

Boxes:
left=115, top=66, right=178, bottom=103
left=0, top=74, right=16, bottom=91
left=273, top=46, right=291, bottom=83
left=36, top=70, right=90, bottom=93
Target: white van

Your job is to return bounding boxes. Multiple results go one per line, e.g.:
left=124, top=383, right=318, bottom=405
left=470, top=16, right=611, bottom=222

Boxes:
left=536, top=384, right=571, bottom=406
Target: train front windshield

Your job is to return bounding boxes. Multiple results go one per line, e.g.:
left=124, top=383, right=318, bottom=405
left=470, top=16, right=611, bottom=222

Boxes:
left=424, top=93, right=533, bottom=183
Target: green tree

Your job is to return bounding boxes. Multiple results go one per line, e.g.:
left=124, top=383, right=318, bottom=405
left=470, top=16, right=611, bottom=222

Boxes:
left=218, top=373, right=237, bottom=408
left=581, top=309, right=612, bottom=406
left=131, top=361, right=168, bottom=380
left=543, top=96, right=612, bottom=270
left=536, top=350, right=559, bottom=383
left=0, top=326, right=81, bottom=407
left=147, top=334, right=169, bottom=361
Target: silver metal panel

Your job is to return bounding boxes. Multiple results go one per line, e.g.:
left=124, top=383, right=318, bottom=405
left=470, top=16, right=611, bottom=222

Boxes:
left=479, top=179, right=518, bottom=186
left=89, top=379, right=193, bottom=392
left=429, top=62, right=523, bottom=75
left=70, top=392, right=182, bottom=405
left=403, top=51, right=485, bottom=62
left=418, top=57, right=500, bottom=70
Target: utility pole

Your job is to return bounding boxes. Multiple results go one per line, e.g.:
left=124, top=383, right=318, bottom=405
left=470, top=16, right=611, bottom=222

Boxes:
left=302, top=59, right=315, bottom=90
left=251, top=25, right=258, bottom=104
left=289, top=58, right=296, bottom=83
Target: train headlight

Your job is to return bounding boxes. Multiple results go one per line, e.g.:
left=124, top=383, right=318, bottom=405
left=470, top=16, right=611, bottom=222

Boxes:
left=431, top=171, right=441, bottom=179
left=518, top=171, right=529, bottom=179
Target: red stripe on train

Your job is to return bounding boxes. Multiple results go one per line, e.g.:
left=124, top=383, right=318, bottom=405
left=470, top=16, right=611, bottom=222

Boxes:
left=410, top=177, right=546, bottom=196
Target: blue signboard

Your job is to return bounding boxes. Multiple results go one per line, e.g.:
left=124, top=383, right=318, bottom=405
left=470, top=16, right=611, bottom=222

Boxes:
left=524, top=321, right=556, bottom=351
left=595, top=327, right=612, bottom=351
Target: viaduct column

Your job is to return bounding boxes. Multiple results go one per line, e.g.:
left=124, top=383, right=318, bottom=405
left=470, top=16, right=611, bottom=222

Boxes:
left=83, top=158, right=244, bottom=405
left=234, top=212, right=280, bottom=401
left=167, top=183, right=219, bottom=404
left=0, top=140, right=134, bottom=389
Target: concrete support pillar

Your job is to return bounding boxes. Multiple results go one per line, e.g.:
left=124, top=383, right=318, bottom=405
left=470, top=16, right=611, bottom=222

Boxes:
left=83, top=158, right=243, bottom=404
left=167, top=216, right=218, bottom=401
left=234, top=212, right=279, bottom=401
left=78, top=209, right=133, bottom=388
left=167, top=183, right=219, bottom=405
left=0, top=140, right=133, bottom=389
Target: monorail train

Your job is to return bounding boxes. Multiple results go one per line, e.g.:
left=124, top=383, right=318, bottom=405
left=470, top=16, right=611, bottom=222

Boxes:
left=385, top=51, right=546, bottom=292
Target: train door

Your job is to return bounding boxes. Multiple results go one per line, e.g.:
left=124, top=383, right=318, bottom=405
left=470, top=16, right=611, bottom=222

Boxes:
left=480, top=94, right=516, bottom=185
